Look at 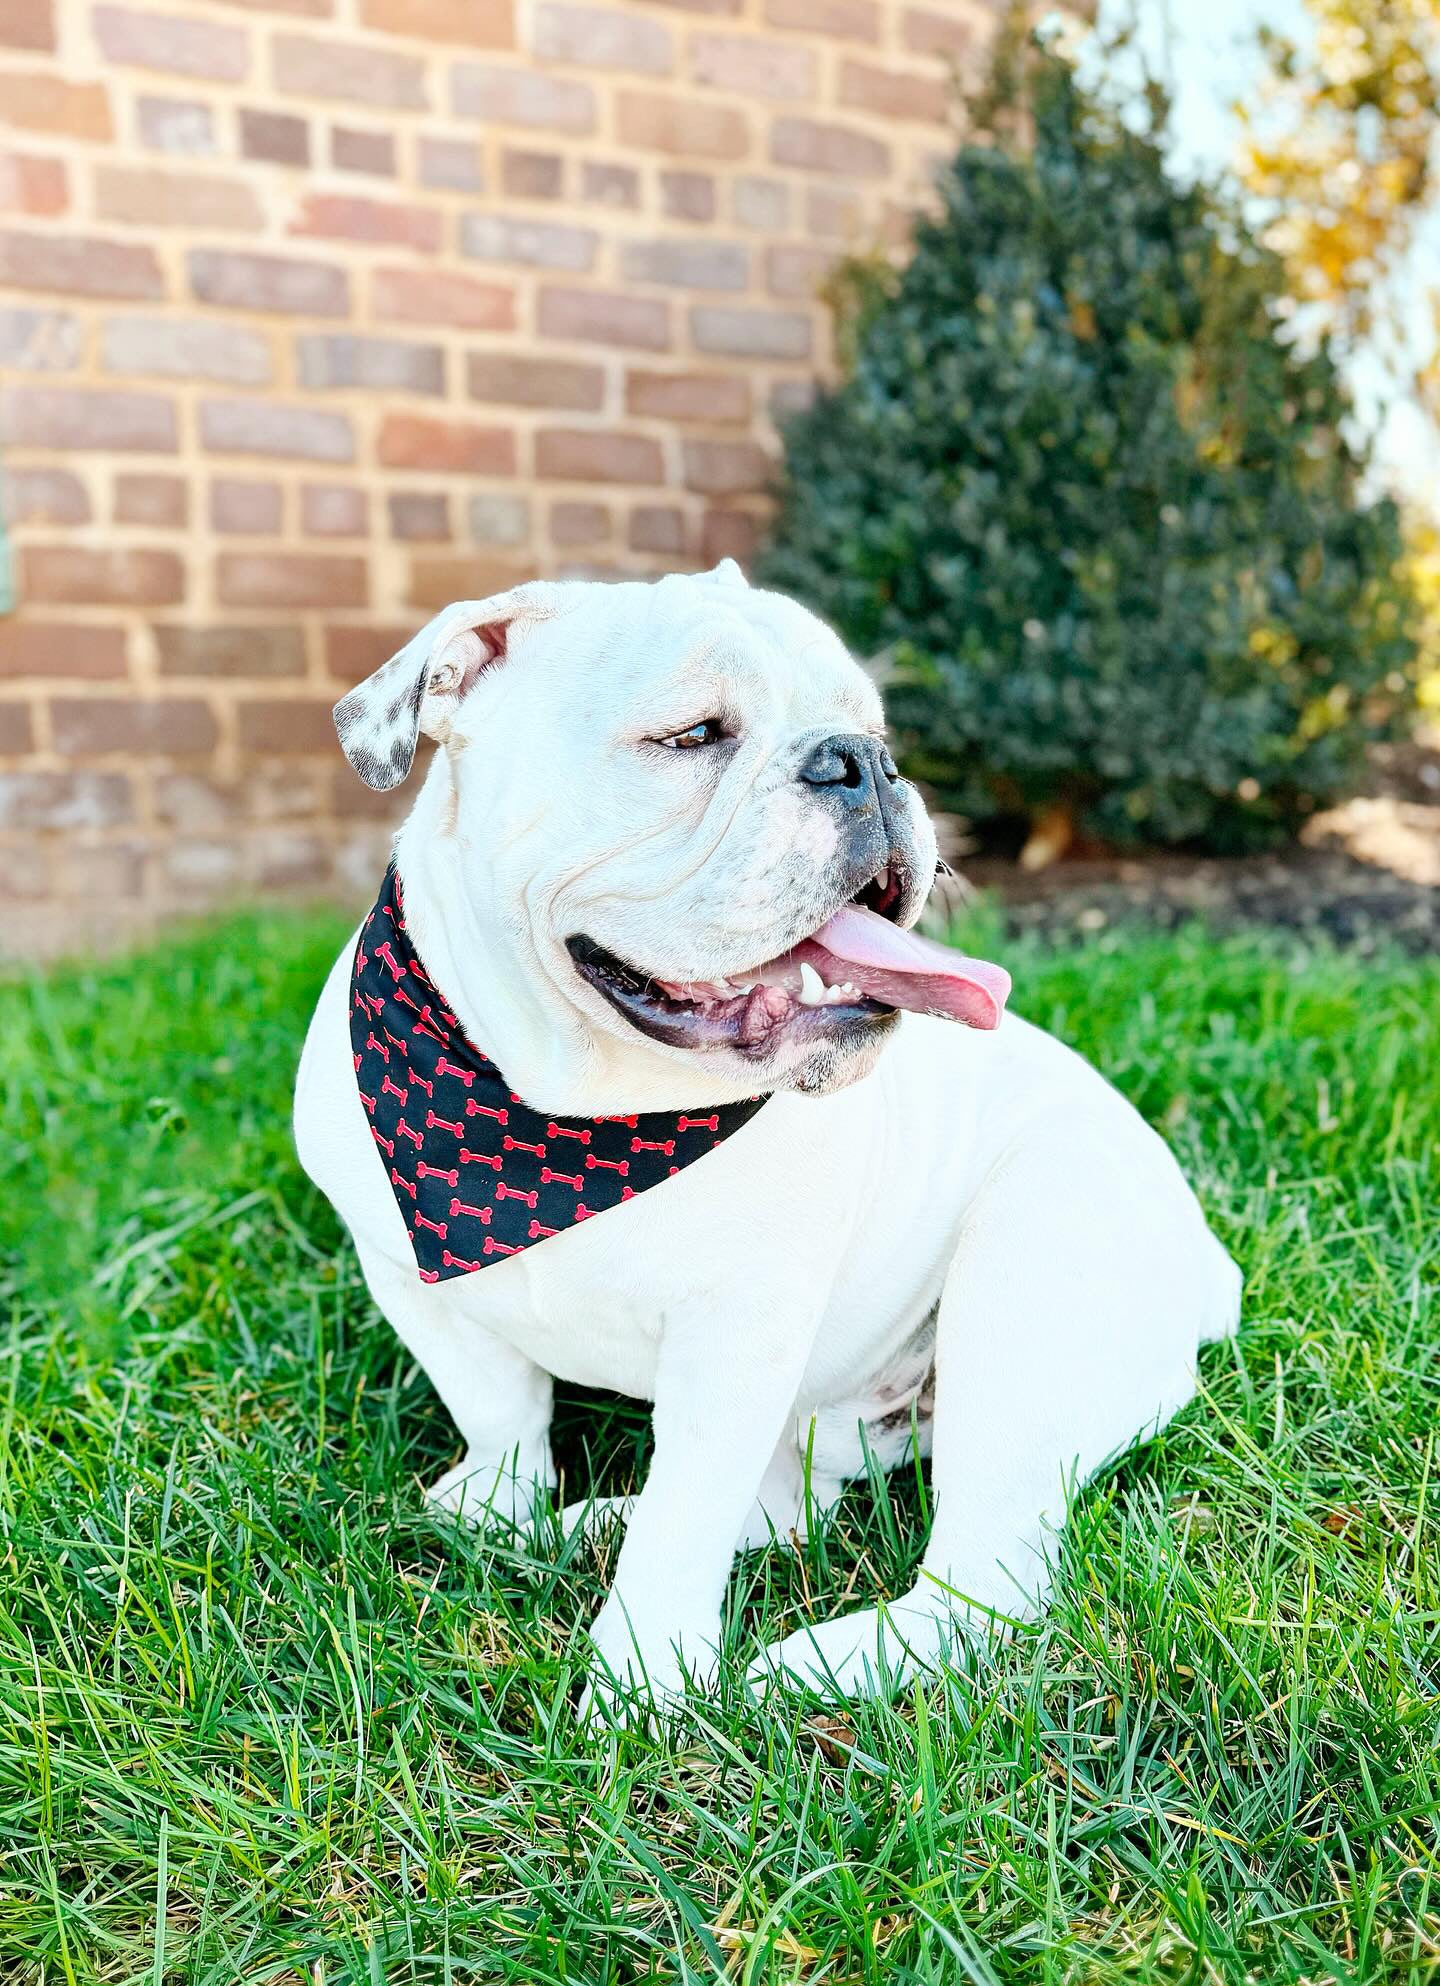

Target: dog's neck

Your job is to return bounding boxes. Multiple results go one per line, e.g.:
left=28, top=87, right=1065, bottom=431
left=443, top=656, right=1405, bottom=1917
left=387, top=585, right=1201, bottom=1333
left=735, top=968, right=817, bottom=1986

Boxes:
left=391, top=769, right=773, bottom=1119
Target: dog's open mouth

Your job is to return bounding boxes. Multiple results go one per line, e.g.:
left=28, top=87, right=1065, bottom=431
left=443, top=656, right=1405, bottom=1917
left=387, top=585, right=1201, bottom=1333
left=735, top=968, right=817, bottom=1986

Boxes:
left=567, top=874, right=1012, bottom=1059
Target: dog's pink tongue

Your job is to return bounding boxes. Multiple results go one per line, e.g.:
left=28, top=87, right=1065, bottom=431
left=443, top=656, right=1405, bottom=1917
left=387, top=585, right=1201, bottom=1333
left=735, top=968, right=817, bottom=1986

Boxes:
left=805, top=905, right=1011, bottom=1030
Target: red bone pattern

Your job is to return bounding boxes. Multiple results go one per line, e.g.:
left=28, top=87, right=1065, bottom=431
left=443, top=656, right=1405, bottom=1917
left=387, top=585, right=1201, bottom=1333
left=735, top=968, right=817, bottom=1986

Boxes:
left=351, top=863, right=767, bottom=1282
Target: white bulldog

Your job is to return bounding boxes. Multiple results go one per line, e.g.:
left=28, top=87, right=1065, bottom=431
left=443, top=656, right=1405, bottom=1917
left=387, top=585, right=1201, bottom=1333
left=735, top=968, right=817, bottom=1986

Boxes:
left=293, top=562, right=1240, bottom=1710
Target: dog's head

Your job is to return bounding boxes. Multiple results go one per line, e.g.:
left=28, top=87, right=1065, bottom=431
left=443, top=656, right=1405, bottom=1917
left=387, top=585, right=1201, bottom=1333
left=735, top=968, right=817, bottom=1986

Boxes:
left=335, top=565, right=1008, bottom=1109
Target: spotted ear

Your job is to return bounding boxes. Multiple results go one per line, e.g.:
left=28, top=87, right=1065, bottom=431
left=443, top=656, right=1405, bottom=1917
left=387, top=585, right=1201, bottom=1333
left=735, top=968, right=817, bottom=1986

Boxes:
left=332, top=583, right=552, bottom=791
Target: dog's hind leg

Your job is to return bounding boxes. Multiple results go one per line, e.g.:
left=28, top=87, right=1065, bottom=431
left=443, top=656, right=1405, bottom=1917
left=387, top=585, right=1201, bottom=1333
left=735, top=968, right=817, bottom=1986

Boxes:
left=751, top=1129, right=1239, bottom=1697
left=358, top=1244, right=556, bottom=1529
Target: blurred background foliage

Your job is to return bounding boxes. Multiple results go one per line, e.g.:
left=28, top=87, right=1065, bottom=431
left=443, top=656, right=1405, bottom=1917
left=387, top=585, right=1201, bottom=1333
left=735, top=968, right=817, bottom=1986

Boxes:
left=758, top=8, right=1435, bottom=857
left=1238, top=0, right=1440, bottom=715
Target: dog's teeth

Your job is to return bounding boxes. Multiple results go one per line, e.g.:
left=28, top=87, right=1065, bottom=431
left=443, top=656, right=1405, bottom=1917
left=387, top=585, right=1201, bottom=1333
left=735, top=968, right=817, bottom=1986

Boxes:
left=797, top=962, right=826, bottom=1007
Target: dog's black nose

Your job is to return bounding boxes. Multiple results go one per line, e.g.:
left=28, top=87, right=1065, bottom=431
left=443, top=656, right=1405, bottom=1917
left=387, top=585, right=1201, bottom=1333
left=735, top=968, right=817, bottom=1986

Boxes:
left=797, top=733, right=898, bottom=809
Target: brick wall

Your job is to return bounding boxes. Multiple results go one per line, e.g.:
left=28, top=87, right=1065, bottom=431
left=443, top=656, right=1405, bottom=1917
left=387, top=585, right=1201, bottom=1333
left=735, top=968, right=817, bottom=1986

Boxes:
left=0, top=0, right=995, bottom=955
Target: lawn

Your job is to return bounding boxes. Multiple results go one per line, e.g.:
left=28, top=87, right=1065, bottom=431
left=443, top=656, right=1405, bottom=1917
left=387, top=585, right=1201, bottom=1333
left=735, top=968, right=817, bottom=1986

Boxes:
left=3, top=904, right=1439, bottom=1984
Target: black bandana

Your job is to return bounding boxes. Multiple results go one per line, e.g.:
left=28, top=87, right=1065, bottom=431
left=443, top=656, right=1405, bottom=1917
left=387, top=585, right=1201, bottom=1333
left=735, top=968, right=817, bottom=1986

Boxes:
left=350, top=867, right=770, bottom=1281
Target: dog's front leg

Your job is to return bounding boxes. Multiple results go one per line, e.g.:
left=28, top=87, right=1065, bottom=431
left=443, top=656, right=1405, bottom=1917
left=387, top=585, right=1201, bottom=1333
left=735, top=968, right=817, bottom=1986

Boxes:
left=582, top=1297, right=820, bottom=1720
left=356, top=1243, right=555, bottom=1528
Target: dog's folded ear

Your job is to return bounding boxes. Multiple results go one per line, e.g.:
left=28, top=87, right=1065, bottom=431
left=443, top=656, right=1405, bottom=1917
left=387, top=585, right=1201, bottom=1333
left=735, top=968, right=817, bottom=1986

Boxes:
left=333, top=583, right=555, bottom=791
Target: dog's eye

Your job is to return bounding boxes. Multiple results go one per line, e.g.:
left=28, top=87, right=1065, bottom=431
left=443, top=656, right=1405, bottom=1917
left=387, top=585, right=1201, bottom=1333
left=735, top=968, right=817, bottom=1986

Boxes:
left=656, top=719, right=727, bottom=751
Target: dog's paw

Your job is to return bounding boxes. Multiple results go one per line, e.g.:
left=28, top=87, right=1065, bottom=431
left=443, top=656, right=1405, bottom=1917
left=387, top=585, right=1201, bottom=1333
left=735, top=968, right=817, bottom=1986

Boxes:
left=423, top=1451, right=548, bottom=1532
left=559, top=1492, right=634, bottom=1542
left=578, top=1597, right=720, bottom=1729
left=747, top=1583, right=1009, bottom=1699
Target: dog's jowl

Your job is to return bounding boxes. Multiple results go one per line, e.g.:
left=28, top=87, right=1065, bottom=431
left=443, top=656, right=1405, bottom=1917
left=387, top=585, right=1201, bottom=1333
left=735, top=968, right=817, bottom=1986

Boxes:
left=294, top=562, right=1241, bottom=1711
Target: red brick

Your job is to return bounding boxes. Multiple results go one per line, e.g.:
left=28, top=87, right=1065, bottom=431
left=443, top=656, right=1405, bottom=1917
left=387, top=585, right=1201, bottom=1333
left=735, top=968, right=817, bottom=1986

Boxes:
left=0, top=72, right=113, bottom=138
left=408, top=555, right=530, bottom=609
left=274, top=32, right=426, bottom=107
left=806, top=183, right=865, bottom=238
left=389, top=490, right=450, bottom=540
left=702, top=509, right=758, bottom=563
left=332, top=123, right=395, bottom=174
left=765, top=241, right=829, bottom=297
left=0, top=150, right=68, bottom=213
left=330, top=763, right=402, bottom=818
left=690, top=32, right=816, bottom=97
left=0, top=228, right=161, bottom=299
left=732, top=174, right=789, bottom=228
left=297, top=331, right=445, bottom=395
left=218, top=552, right=367, bottom=608
left=550, top=499, right=609, bottom=546
left=537, top=284, right=669, bottom=350
left=764, top=0, right=877, bottom=38
left=324, top=623, right=412, bottom=679
left=209, top=0, right=331, bottom=15
left=629, top=503, right=688, bottom=554
left=660, top=168, right=714, bottom=220
left=301, top=483, right=368, bottom=536
left=690, top=303, right=811, bottom=358
left=0, top=702, right=34, bottom=754
left=467, top=351, right=604, bottom=410
left=200, top=397, right=353, bottom=461
left=5, top=465, right=89, bottom=524
left=626, top=368, right=750, bottom=422
left=461, top=211, right=596, bottom=270
left=102, top=314, right=272, bottom=385
left=622, top=237, right=746, bottom=289
left=770, top=114, right=889, bottom=176
left=646, top=0, right=739, bottom=13
left=0, top=621, right=128, bottom=679
left=155, top=623, right=305, bottom=677
left=96, top=164, right=263, bottom=230
left=189, top=247, right=349, bottom=315
left=682, top=437, right=770, bottom=495
left=210, top=476, right=282, bottom=533
left=0, top=770, right=133, bottom=828
left=533, top=3, right=671, bottom=72
left=239, top=106, right=309, bottom=164
left=1, top=384, right=177, bottom=451
left=236, top=697, right=339, bottom=752
left=582, top=159, right=639, bottom=207
left=501, top=147, right=564, bottom=198
left=51, top=693, right=216, bottom=755
left=94, top=5, right=249, bottom=79
left=372, top=265, right=513, bottom=329
left=901, top=5, right=973, bottom=57
left=56, top=839, right=147, bottom=898
left=0, top=0, right=54, bottom=50
left=378, top=413, right=516, bottom=474
left=617, top=87, right=747, bottom=157
left=0, top=305, right=80, bottom=368
left=452, top=63, right=595, bottom=133
left=114, top=471, right=187, bottom=525
left=22, top=545, right=184, bottom=606
left=417, top=134, right=483, bottom=189
left=468, top=492, right=530, bottom=543
left=292, top=192, right=441, bottom=252
left=136, top=92, right=214, bottom=153
left=361, top=0, right=512, bottom=43
left=536, top=427, right=663, bottom=485
left=839, top=57, right=949, bottom=122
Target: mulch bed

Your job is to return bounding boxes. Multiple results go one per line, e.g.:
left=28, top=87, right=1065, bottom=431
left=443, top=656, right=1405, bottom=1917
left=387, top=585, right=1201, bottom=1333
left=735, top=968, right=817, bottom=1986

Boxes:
left=960, top=739, right=1440, bottom=956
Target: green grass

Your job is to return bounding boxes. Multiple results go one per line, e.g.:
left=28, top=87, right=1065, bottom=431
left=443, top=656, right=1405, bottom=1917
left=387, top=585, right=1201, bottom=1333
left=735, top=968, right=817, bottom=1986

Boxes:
left=3, top=906, right=1439, bottom=1984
